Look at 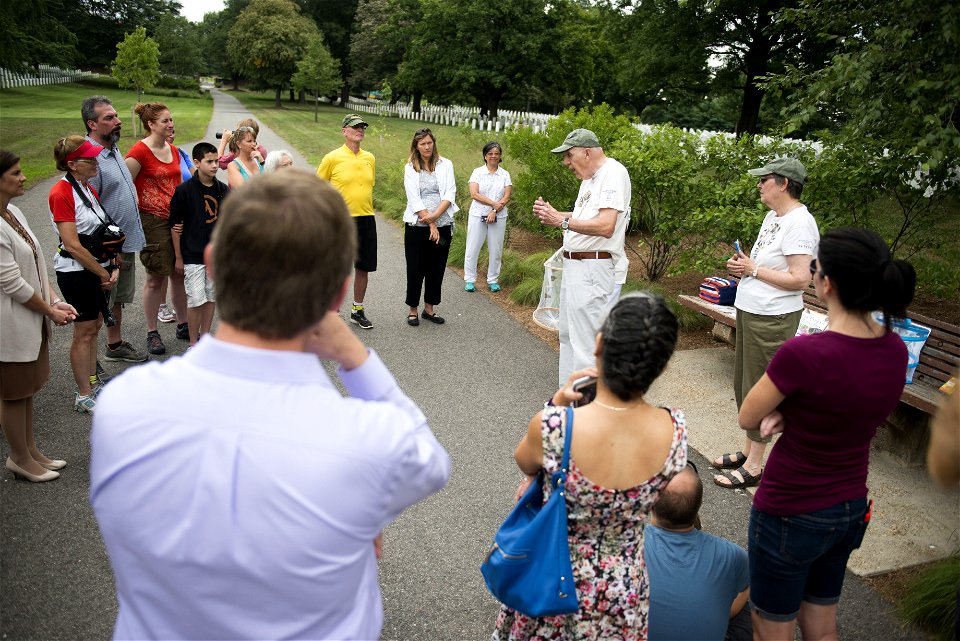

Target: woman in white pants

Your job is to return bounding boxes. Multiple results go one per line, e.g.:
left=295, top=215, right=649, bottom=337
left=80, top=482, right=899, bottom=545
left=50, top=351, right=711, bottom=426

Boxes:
left=464, top=142, right=512, bottom=293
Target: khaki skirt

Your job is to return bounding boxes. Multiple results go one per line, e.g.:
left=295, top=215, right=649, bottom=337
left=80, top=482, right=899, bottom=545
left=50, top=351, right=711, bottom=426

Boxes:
left=0, top=323, right=50, bottom=401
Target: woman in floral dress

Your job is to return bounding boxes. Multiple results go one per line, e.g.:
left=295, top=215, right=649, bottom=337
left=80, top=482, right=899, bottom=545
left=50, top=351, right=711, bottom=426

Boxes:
left=492, top=292, right=688, bottom=641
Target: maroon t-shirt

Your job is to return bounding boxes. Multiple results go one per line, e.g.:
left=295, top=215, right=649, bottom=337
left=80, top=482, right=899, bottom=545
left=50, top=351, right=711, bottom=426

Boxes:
left=753, top=330, right=907, bottom=515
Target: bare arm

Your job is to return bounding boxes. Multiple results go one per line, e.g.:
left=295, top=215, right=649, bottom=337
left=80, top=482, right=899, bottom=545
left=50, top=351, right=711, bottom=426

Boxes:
left=514, top=412, right=545, bottom=476
left=739, top=374, right=786, bottom=434
left=534, top=197, right=619, bottom=238
left=730, top=588, right=750, bottom=619
left=124, top=156, right=141, bottom=182
left=227, top=162, right=244, bottom=189
left=928, top=386, right=960, bottom=487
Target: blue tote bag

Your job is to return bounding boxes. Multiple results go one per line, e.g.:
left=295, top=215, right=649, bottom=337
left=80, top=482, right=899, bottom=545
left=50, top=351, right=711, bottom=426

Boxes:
left=480, top=406, right=579, bottom=617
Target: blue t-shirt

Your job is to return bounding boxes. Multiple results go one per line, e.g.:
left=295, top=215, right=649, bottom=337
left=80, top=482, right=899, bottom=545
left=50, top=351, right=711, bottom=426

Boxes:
left=645, top=525, right=749, bottom=641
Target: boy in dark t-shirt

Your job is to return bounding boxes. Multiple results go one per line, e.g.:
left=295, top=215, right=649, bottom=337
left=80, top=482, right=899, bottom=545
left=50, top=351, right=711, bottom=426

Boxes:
left=169, top=142, right=226, bottom=346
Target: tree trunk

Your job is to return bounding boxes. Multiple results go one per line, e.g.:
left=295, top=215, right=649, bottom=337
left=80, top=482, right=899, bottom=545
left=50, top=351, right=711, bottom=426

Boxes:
left=274, top=85, right=282, bottom=107
left=339, top=82, right=350, bottom=107
left=412, top=90, right=422, bottom=114
left=232, top=73, right=240, bottom=91
left=734, top=3, right=776, bottom=136
left=289, top=88, right=295, bottom=103
left=298, top=90, right=306, bottom=105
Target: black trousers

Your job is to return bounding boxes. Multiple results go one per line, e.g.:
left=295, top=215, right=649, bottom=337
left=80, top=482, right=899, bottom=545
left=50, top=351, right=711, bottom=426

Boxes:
left=404, top=224, right=452, bottom=308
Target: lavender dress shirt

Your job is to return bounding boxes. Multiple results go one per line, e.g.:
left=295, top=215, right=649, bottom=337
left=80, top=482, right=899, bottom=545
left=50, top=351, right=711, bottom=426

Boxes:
left=90, top=336, right=450, bottom=640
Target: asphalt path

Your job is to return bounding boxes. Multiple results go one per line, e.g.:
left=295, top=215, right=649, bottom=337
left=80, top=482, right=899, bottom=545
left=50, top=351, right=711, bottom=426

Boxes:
left=0, top=90, right=924, bottom=640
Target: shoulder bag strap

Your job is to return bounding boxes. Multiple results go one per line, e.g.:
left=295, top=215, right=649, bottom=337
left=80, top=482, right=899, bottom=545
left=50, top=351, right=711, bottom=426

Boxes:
left=65, top=172, right=114, bottom=226
left=559, top=406, right=574, bottom=477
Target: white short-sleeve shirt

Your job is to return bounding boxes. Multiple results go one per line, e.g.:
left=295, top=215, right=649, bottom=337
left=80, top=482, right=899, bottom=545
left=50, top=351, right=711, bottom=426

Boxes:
left=563, top=157, right=632, bottom=284
left=735, top=204, right=820, bottom=315
left=467, top=165, right=512, bottom=219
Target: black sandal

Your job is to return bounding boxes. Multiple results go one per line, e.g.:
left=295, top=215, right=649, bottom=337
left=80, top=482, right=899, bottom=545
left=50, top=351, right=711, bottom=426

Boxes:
left=713, top=451, right=748, bottom=469
left=713, top=466, right=762, bottom=489
left=421, top=310, right=445, bottom=324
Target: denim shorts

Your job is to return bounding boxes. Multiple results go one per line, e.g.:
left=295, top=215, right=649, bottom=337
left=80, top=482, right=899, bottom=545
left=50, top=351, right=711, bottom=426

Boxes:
left=749, top=498, right=869, bottom=621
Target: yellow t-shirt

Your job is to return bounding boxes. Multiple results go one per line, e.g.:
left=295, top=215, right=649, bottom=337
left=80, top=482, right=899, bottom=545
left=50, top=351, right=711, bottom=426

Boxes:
left=316, top=145, right=375, bottom=217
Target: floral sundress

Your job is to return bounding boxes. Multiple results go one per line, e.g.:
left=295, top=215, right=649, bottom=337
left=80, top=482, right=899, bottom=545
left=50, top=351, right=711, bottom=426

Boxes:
left=492, top=405, right=688, bottom=641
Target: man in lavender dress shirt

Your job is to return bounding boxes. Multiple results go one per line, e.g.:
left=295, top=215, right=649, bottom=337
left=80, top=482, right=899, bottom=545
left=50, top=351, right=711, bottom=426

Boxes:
left=90, top=171, right=451, bottom=640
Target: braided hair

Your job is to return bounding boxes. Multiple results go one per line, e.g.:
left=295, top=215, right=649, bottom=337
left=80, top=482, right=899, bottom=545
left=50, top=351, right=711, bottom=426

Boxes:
left=817, top=227, right=915, bottom=330
left=599, top=292, right=678, bottom=402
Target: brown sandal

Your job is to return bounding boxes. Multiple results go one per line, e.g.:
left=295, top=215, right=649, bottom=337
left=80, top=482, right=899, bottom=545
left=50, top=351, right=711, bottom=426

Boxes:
left=713, top=451, right=748, bottom=469
left=713, top=466, right=762, bottom=489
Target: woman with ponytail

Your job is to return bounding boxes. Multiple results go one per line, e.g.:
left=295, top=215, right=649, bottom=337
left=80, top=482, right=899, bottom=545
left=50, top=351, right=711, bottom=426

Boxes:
left=492, top=292, right=688, bottom=640
left=738, top=227, right=915, bottom=640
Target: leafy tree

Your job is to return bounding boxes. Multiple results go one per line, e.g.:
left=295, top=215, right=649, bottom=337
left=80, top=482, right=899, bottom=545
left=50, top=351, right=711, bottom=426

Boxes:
left=298, top=0, right=359, bottom=104
left=227, top=0, right=320, bottom=107
left=399, top=0, right=551, bottom=117
left=0, top=0, right=77, bottom=72
left=198, top=0, right=250, bottom=87
left=599, top=0, right=711, bottom=118
left=112, top=26, right=161, bottom=101
left=348, top=0, right=403, bottom=92
left=770, top=0, right=959, bottom=256
left=154, top=13, right=202, bottom=76
left=64, top=0, right=183, bottom=68
left=291, top=35, right=342, bottom=120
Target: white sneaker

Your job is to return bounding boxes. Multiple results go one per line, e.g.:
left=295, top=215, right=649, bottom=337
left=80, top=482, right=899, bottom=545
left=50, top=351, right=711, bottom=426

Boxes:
left=157, top=303, right=176, bottom=323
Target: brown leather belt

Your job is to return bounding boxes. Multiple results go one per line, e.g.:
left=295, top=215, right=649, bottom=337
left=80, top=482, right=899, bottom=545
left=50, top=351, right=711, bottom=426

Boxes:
left=562, top=250, right=612, bottom=260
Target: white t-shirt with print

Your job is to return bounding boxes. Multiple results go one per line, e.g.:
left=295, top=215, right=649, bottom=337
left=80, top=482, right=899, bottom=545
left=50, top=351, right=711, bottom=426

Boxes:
left=563, top=157, right=632, bottom=284
left=735, top=204, right=819, bottom=315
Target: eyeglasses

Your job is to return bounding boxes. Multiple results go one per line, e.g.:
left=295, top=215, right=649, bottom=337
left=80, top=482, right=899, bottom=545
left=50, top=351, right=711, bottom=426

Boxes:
left=809, top=258, right=824, bottom=277
left=73, top=158, right=97, bottom=164
left=759, top=175, right=776, bottom=184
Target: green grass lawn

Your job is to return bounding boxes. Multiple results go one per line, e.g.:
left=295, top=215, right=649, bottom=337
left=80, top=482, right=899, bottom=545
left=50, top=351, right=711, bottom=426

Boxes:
left=229, top=91, right=501, bottom=220
left=0, top=78, right=212, bottom=185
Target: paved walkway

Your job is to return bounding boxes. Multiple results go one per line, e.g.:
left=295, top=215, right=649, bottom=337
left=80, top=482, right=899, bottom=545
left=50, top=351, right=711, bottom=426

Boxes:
left=0, top=90, right=928, bottom=640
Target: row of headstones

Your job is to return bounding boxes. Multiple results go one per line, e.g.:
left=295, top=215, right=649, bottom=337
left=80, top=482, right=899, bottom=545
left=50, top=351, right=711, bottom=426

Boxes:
left=0, top=65, right=93, bottom=90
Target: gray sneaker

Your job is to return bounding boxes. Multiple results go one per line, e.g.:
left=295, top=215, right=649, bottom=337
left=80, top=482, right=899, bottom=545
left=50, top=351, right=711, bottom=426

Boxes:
left=104, top=340, right=148, bottom=363
left=146, top=331, right=166, bottom=355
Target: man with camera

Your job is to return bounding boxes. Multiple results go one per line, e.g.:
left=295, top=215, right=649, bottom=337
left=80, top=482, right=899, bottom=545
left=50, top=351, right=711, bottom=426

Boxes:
left=83, top=95, right=148, bottom=363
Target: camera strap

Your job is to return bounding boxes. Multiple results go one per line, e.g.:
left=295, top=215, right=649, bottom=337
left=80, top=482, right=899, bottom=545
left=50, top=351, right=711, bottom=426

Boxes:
left=65, top=172, right=114, bottom=227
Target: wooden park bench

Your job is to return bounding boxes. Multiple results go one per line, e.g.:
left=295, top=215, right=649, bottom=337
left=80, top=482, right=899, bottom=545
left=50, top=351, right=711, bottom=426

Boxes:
left=678, top=285, right=959, bottom=416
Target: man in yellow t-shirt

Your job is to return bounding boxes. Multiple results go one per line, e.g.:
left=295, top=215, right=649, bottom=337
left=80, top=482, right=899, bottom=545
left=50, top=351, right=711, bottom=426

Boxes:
left=317, top=114, right=377, bottom=329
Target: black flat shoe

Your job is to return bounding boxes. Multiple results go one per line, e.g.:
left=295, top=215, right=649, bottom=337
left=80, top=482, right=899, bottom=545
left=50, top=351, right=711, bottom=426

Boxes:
left=407, top=313, right=420, bottom=326
left=421, top=310, right=445, bottom=324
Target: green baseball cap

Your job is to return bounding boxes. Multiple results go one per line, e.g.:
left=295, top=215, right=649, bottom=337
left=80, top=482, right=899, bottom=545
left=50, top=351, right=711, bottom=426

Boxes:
left=551, top=128, right=601, bottom=153
left=748, top=157, right=807, bottom=185
left=341, top=114, right=368, bottom=128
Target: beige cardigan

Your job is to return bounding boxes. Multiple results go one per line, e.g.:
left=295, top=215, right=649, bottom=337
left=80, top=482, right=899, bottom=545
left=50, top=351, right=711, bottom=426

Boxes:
left=1, top=203, right=52, bottom=362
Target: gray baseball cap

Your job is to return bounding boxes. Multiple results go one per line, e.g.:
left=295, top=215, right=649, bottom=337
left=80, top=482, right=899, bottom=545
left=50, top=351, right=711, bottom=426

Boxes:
left=551, top=128, right=601, bottom=153
left=748, top=157, right=807, bottom=185
left=341, top=114, right=368, bottom=128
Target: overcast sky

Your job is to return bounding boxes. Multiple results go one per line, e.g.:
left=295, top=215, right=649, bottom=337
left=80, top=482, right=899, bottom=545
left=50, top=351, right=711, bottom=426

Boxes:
left=180, top=0, right=226, bottom=23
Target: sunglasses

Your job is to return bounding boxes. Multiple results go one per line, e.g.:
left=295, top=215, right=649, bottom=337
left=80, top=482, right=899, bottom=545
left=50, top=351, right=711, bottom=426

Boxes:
left=809, top=258, right=824, bottom=277
left=759, top=175, right=776, bottom=184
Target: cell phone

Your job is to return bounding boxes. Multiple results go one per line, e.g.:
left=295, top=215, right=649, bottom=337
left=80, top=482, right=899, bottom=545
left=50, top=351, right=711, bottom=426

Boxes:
left=571, top=376, right=597, bottom=407
left=733, top=239, right=742, bottom=254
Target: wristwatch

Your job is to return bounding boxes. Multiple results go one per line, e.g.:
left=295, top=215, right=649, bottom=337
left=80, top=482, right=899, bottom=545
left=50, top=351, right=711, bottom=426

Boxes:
left=751, top=266, right=759, bottom=279
left=561, top=218, right=570, bottom=230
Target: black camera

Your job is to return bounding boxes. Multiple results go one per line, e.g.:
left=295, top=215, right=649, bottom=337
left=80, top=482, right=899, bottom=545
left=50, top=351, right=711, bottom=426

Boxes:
left=215, top=131, right=228, bottom=139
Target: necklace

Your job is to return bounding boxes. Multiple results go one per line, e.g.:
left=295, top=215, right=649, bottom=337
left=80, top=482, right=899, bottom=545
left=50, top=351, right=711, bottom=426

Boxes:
left=594, top=399, right=634, bottom=412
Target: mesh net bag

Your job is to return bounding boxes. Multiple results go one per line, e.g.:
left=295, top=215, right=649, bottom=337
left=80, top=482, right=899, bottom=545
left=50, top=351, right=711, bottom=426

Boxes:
left=532, top=249, right=563, bottom=332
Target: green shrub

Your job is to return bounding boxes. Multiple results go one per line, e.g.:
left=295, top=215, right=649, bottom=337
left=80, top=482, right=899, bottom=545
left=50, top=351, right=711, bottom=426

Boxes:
left=509, top=278, right=543, bottom=306
left=898, top=554, right=960, bottom=641
left=156, top=75, right=201, bottom=91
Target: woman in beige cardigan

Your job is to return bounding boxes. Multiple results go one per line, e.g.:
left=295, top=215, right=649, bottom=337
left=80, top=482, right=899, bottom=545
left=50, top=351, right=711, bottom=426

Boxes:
left=0, top=149, right=77, bottom=482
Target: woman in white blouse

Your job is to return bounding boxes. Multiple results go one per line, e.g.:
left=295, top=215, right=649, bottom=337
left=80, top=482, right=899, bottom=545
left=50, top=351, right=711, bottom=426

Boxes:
left=402, top=128, right=458, bottom=326
left=465, top=142, right=512, bottom=293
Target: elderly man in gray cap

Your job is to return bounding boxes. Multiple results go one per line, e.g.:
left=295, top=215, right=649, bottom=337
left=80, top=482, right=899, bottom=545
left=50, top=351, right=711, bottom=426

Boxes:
left=533, top=128, right=632, bottom=385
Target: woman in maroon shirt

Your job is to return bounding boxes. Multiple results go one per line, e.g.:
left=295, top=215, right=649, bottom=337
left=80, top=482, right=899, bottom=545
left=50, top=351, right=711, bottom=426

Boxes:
left=738, top=227, right=915, bottom=640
